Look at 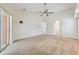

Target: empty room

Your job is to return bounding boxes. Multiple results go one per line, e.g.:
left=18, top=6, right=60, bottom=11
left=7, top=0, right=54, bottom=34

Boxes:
left=0, top=3, right=79, bottom=55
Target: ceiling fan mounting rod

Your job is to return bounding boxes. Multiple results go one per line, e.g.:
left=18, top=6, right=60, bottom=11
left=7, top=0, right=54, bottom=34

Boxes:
left=44, top=3, right=47, bottom=10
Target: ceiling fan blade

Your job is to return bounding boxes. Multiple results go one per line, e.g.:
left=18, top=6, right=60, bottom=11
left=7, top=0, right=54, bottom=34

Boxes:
left=48, top=12, right=54, bottom=14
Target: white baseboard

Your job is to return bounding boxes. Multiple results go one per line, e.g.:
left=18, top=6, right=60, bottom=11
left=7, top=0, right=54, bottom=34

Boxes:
left=47, top=33, right=78, bottom=39
left=62, top=34, right=78, bottom=39
left=13, top=33, right=78, bottom=42
left=14, top=33, right=42, bottom=41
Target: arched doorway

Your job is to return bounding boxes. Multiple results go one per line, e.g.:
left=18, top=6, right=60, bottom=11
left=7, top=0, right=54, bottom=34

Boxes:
left=53, top=19, right=61, bottom=36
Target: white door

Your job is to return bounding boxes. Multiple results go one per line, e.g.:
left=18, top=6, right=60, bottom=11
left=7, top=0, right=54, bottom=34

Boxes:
left=41, top=22, right=47, bottom=34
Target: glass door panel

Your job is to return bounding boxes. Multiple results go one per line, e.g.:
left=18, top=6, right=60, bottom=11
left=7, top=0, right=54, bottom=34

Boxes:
left=2, top=15, right=8, bottom=49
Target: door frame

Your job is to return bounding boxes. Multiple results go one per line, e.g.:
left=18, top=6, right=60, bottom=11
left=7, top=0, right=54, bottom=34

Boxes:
left=53, top=19, right=61, bottom=36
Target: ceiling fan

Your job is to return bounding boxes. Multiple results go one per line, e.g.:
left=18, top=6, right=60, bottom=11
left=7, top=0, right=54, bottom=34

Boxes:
left=40, top=3, right=54, bottom=16
left=22, top=3, right=54, bottom=16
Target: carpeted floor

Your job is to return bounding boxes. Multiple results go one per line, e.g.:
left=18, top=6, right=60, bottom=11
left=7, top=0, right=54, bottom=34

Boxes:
left=0, top=35, right=79, bottom=55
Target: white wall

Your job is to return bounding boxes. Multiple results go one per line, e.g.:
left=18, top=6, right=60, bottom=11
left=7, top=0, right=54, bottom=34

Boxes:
left=61, top=9, right=77, bottom=39
left=13, top=14, right=44, bottom=40
left=1, top=5, right=77, bottom=41
left=0, top=6, right=48, bottom=41
left=46, top=7, right=77, bottom=39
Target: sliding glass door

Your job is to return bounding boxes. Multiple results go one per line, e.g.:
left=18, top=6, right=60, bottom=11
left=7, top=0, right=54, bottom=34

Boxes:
left=0, top=8, right=13, bottom=51
left=1, top=15, right=11, bottom=51
left=1, top=15, right=8, bottom=49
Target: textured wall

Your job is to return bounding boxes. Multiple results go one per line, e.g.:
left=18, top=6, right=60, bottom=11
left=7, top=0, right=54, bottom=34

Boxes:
left=46, top=7, right=77, bottom=39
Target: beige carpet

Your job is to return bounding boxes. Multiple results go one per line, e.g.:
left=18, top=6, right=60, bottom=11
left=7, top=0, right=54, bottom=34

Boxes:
left=0, top=35, right=79, bottom=55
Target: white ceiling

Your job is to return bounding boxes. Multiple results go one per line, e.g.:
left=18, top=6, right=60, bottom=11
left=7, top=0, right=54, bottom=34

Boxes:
left=0, top=3, right=76, bottom=15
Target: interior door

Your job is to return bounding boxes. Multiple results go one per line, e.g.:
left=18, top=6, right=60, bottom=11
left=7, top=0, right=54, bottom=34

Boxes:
left=41, top=22, right=47, bottom=34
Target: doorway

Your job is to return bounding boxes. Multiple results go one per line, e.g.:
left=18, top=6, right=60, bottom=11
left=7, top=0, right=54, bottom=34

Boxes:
left=41, top=22, right=47, bottom=34
left=53, top=19, right=61, bottom=36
